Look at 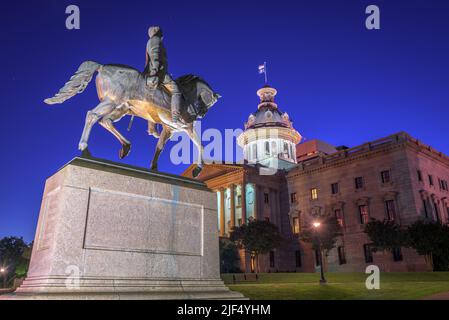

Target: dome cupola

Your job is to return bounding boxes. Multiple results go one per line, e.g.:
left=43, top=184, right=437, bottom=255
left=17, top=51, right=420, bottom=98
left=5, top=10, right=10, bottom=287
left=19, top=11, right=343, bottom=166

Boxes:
left=238, top=85, right=302, bottom=168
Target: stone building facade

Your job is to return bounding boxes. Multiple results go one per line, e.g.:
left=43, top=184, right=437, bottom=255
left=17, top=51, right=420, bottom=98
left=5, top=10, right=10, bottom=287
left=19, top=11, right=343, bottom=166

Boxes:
left=182, top=85, right=449, bottom=273
left=288, top=132, right=449, bottom=272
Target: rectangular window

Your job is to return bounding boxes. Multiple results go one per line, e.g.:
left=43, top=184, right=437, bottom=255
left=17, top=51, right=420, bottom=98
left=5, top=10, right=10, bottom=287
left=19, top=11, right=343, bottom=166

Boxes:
left=265, top=141, right=270, bottom=155
left=264, top=217, right=270, bottom=222
left=429, top=175, right=434, bottom=186
left=269, top=251, right=275, bottom=268
left=355, top=177, right=364, bottom=189
left=331, top=182, right=339, bottom=195
left=434, top=202, right=440, bottom=222
left=264, top=193, right=269, bottom=204
left=237, top=195, right=242, bottom=207
left=363, top=244, right=373, bottom=263
left=359, top=205, right=369, bottom=224
left=423, top=199, right=429, bottom=218
left=290, top=192, right=297, bottom=203
left=338, top=246, right=347, bottom=265
left=295, top=250, right=302, bottom=267
left=385, top=200, right=396, bottom=221
left=335, top=209, right=344, bottom=227
left=417, top=170, right=423, bottom=181
left=237, top=218, right=242, bottom=226
left=311, top=188, right=318, bottom=200
left=381, top=170, right=391, bottom=184
left=438, top=178, right=443, bottom=190
left=292, top=217, right=300, bottom=234
left=392, top=247, right=403, bottom=262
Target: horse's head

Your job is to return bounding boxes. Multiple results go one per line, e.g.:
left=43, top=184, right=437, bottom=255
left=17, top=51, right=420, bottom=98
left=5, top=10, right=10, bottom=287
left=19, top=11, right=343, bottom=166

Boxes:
left=176, top=75, right=221, bottom=120
left=195, top=80, right=221, bottom=118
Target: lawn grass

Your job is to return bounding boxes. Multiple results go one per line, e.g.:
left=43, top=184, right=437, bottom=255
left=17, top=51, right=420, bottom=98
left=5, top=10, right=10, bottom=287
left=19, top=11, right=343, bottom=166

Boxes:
left=222, top=272, right=449, bottom=300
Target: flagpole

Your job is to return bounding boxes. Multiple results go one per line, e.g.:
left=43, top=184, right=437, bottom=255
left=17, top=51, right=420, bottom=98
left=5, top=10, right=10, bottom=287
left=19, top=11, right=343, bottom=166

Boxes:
left=264, top=61, right=268, bottom=84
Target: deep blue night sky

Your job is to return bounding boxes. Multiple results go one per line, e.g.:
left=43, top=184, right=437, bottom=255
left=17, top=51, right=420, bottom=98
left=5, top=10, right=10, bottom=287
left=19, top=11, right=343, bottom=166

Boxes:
left=1, top=0, right=448, bottom=242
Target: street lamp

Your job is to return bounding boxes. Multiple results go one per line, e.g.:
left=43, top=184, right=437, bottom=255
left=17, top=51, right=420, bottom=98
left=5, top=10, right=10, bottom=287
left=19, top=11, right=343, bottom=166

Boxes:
left=0, top=267, right=6, bottom=288
left=312, top=221, right=327, bottom=285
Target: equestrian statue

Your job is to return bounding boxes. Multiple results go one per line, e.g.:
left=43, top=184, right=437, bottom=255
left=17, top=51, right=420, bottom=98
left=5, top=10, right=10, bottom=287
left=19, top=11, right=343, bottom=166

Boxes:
left=44, top=26, right=220, bottom=178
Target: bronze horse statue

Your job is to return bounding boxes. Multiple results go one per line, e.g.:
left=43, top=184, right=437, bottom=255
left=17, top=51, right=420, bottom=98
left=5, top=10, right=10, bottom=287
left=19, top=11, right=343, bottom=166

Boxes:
left=44, top=61, right=220, bottom=177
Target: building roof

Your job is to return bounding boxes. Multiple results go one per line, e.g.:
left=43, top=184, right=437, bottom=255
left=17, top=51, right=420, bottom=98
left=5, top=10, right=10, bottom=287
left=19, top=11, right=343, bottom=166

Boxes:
left=244, top=85, right=294, bottom=130
left=296, top=139, right=338, bottom=161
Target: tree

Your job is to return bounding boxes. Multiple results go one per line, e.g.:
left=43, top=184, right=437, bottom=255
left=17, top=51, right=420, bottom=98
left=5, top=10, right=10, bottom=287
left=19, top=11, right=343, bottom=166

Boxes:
left=406, top=220, right=449, bottom=271
left=230, top=220, right=283, bottom=273
left=300, top=215, right=342, bottom=253
left=219, top=238, right=241, bottom=273
left=0, top=236, right=30, bottom=286
left=364, top=219, right=406, bottom=251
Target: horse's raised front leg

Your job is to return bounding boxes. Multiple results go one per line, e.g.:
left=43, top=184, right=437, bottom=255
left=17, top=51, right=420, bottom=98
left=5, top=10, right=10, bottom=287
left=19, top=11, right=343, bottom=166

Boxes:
left=186, top=125, right=204, bottom=178
left=79, top=100, right=116, bottom=151
left=150, top=125, right=172, bottom=171
left=98, top=105, right=132, bottom=159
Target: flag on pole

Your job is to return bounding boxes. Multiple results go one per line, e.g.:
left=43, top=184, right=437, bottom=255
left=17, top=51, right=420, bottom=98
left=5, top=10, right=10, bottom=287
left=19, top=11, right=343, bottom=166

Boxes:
left=258, top=62, right=268, bottom=84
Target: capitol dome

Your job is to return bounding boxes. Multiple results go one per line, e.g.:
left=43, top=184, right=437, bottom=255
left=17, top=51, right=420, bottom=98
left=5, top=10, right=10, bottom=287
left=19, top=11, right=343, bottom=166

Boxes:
left=237, top=85, right=302, bottom=168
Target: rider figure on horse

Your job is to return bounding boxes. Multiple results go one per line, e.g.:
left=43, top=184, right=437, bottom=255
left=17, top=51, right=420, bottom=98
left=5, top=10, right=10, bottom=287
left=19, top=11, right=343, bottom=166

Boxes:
left=144, top=26, right=186, bottom=129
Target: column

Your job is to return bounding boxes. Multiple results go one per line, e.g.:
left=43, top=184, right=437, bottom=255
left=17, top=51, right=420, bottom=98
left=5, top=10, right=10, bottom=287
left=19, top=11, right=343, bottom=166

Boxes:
left=230, top=184, right=236, bottom=229
left=219, top=188, right=225, bottom=236
left=241, top=183, right=247, bottom=224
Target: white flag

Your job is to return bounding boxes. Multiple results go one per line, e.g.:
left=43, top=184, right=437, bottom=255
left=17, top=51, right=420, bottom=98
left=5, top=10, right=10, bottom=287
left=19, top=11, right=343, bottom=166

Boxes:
left=258, top=64, right=265, bottom=74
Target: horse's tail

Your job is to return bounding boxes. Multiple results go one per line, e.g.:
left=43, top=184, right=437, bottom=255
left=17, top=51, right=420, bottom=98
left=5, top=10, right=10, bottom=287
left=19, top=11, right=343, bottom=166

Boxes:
left=44, top=61, right=102, bottom=105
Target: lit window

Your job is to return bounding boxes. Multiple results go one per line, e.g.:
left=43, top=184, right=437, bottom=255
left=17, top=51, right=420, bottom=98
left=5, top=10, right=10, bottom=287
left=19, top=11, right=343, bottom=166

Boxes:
left=292, top=217, right=300, bottom=234
left=359, top=205, right=369, bottom=224
left=311, top=188, right=318, bottom=200
left=335, top=209, right=344, bottom=226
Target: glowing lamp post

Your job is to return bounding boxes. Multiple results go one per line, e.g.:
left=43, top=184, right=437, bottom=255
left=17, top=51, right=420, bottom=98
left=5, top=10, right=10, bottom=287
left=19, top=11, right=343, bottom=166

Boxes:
left=312, top=222, right=327, bottom=284
left=0, top=267, right=6, bottom=288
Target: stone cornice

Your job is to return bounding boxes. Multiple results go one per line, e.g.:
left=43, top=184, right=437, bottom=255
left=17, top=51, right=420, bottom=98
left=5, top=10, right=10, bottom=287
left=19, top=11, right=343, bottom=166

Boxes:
left=287, top=132, right=449, bottom=180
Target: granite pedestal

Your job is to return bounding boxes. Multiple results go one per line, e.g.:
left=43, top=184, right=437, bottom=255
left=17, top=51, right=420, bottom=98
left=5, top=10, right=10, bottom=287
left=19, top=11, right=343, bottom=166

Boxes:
left=6, top=157, right=243, bottom=299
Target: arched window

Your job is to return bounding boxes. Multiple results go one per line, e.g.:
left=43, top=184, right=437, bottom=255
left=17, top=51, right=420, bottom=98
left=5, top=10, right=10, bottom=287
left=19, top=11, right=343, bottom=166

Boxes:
left=283, top=142, right=289, bottom=157
left=265, top=141, right=270, bottom=155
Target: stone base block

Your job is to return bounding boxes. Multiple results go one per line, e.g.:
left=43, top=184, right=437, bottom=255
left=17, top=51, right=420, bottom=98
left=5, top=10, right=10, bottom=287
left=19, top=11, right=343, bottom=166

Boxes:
left=4, top=157, right=244, bottom=300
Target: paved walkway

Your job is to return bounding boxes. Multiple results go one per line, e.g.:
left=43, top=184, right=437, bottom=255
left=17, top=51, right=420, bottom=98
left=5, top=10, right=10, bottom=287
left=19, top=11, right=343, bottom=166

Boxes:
left=422, top=292, right=449, bottom=300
